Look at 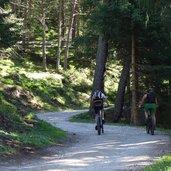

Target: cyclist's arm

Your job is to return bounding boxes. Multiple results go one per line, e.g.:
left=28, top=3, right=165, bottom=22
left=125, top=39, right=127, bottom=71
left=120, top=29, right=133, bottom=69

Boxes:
left=155, top=97, right=158, bottom=105
left=86, top=96, right=92, bottom=102
left=139, top=94, right=147, bottom=107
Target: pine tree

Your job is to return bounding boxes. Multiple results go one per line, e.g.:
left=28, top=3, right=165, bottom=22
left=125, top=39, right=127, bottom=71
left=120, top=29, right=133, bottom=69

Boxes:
left=0, top=0, right=19, bottom=49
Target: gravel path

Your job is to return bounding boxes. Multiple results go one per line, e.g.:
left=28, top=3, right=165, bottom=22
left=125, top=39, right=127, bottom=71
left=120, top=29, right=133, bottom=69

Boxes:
left=0, top=110, right=171, bottom=171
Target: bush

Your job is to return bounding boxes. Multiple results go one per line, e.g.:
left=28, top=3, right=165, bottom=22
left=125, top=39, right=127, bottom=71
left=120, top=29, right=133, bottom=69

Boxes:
left=0, top=95, right=22, bottom=131
left=157, top=99, right=171, bottom=129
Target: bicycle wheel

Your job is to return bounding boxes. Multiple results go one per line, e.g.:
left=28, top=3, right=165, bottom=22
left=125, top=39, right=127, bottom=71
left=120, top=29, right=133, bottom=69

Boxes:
left=102, top=122, right=104, bottom=134
left=97, top=115, right=101, bottom=135
left=151, top=118, right=154, bottom=135
left=146, top=118, right=150, bottom=134
left=99, top=110, right=104, bottom=134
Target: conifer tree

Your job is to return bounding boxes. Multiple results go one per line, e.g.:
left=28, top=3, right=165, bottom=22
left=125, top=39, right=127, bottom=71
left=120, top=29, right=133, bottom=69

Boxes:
left=0, top=0, right=19, bottom=49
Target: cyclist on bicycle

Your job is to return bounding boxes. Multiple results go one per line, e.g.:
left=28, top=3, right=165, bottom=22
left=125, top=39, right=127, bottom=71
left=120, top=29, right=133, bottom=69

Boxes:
left=91, top=89, right=105, bottom=130
left=139, top=88, right=158, bottom=128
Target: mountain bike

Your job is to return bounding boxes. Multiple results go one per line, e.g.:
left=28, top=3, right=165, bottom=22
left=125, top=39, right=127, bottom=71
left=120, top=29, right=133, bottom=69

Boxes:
left=146, top=109, right=154, bottom=135
left=96, top=109, right=104, bottom=135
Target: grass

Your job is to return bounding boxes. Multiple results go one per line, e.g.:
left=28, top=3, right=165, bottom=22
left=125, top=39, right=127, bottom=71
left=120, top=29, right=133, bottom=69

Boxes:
left=0, top=118, right=66, bottom=156
left=0, top=55, right=116, bottom=157
left=143, top=155, right=171, bottom=171
left=0, top=56, right=95, bottom=157
left=69, top=109, right=129, bottom=126
left=18, top=120, right=66, bottom=147
left=69, top=112, right=95, bottom=123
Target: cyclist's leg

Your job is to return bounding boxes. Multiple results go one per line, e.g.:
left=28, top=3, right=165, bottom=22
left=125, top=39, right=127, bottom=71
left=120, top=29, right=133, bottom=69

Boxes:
left=101, top=108, right=105, bottom=124
left=94, top=107, right=99, bottom=130
left=144, top=104, right=149, bottom=124
left=95, top=114, right=98, bottom=130
left=152, top=113, right=156, bottom=129
left=151, top=104, right=157, bottom=128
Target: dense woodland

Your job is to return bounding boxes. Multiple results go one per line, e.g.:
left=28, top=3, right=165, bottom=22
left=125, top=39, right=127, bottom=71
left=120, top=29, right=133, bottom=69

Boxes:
left=0, top=0, right=171, bottom=134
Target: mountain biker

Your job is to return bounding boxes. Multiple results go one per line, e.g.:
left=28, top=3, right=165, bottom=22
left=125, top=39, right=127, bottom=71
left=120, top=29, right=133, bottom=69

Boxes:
left=139, top=88, right=158, bottom=128
left=91, top=89, right=106, bottom=130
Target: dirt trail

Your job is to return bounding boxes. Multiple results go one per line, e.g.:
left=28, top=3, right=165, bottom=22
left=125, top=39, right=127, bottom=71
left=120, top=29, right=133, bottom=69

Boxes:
left=0, top=110, right=171, bottom=171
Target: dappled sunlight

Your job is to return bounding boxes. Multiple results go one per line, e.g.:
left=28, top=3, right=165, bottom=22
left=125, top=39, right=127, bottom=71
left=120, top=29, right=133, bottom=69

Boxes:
left=119, top=140, right=167, bottom=147
left=93, top=141, right=119, bottom=150
left=120, top=155, right=157, bottom=163
left=50, top=159, right=89, bottom=167
left=36, top=138, right=164, bottom=170
left=41, top=151, right=109, bottom=169
left=31, top=111, right=171, bottom=170
left=27, top=72, right=63, bottom=81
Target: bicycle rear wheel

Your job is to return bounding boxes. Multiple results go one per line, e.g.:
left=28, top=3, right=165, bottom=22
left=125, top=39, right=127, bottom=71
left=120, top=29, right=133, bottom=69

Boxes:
left=97, top=116, right=101, bottom=135
left=151, top=118, right=154, bottom=135
left=146, top=118, right=150, bottom=134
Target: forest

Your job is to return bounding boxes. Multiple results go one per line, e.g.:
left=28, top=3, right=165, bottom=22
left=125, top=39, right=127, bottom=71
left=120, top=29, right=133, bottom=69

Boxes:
left=0, top=0, right=171, bottom=158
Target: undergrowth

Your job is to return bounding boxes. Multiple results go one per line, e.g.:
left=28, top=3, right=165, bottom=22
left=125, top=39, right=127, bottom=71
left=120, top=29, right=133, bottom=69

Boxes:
left=0, top=55, right=115, bottom=156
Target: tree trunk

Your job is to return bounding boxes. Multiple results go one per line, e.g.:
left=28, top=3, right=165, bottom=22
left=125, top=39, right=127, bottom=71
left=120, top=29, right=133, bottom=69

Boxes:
left=22, top=0, right=28, bottom=52
left=27, top=0, right=32, bottom=43
left=130, top=30, right=138, bottom=125
left=61, top=0, right=65, bottom=37
left=41, top=0, right=47, bottom=71
left=113, top=58, right=131, bottom=122
left=76, top=0, right=80, bottom=37
left=64, top=0, right=77, bottom=70
left=56, top=0, right=62, bottom=71
left=89, top=0, right=110, bottom=116
left=89, top=35, right=108, bottom=116
left=92, top=35, right=108, bottom=92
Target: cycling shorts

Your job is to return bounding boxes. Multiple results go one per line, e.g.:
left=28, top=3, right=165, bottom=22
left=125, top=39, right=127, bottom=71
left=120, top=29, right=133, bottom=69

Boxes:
left=144, top=103, right=157, bottom=113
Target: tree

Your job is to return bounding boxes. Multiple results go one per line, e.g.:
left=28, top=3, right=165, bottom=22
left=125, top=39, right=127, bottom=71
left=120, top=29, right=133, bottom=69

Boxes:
left=130, top=28, right=138, bottom=124
left=113, top=57, right=131, bottom=122
left=56, top=0, right=63, bottom=71
left=89, top=0, right=111, bottom=115
left=40, top=0, right=47, bottom=71
left=0, top=0, right=19, bottom=49
left=92, top=35, right=108, bottom=92
left=34, top=0, right=48, bottom=71
left=64, top=0, right=78, bottom=70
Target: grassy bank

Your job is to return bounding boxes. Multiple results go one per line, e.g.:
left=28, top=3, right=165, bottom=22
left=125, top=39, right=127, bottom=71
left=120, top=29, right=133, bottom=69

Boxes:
left=0, top=57, right=90, bottom=156
left=0, top=116, right=66, bottom=156
left=144, top=155, right=171, bottom=171
left=0, top=54, right=115, bottom=156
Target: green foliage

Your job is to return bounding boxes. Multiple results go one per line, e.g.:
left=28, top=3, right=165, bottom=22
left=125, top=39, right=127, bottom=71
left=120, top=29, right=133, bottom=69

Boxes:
left=0, top=96, right=29, bottom=133
left=0, top=2, right=20, bottom=49
left=0, top=119, right=66, bottom=156
left=70, top=107, right=115, bottom=124
left=144, top=155, right=171, bottom=171
left=85, top=1, right=146, bottom=41
left=0, top=142, right=16, bottom=156
left=70, top=112, right=94, bottom=123
left=138, top=7, right=171, bottom=108
left=17, top=120, right=66, bottom=147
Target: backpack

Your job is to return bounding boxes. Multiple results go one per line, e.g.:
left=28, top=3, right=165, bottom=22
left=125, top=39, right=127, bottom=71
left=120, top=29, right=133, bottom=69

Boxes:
left=92, top=91, right=103, bottom=109
left=146, top=92, right=156, bottom=103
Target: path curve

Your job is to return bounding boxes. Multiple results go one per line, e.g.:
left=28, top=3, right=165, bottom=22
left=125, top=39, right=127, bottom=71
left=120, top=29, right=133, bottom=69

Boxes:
left=0, top=110, right=171, bottom=171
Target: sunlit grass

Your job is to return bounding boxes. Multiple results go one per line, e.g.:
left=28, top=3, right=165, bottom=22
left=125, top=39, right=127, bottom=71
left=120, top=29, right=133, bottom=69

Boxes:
left=0, top=119, right=66, bottom=156
left=17, top=120, right=66, bottom=147
left=0, top=56, right=116, bottom=157
left=144, top=155, right=171, bottom=171
left=69, top=112, right=94, bottom=123
left=69, top=111, right=130, bottom=126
